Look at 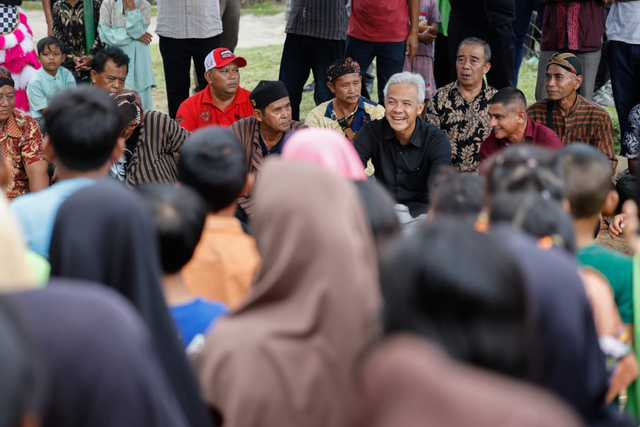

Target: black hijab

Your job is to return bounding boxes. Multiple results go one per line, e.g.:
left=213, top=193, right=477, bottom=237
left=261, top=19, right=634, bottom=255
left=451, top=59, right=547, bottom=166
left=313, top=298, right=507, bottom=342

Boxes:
left=6, top=281, right=189, bottom=427
left=48, top=179, right=213, bottom=427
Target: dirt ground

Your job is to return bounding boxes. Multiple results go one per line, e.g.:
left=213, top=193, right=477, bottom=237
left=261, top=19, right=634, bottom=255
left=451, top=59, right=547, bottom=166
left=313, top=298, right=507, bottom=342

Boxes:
left=23, top=8, right=287, bottom=49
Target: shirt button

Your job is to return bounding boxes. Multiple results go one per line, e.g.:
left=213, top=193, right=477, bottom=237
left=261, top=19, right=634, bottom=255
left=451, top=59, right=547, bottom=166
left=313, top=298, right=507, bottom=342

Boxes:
left=397, top=187, right=402, bottom=191
left=398, top=169, right=402, bottom=173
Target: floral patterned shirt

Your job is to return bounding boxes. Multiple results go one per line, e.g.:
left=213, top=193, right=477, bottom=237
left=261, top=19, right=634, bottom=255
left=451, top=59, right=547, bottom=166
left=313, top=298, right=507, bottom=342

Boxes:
left=0, top=111, right=47, bottom=200
left=426, top=81, right=497, bottom=173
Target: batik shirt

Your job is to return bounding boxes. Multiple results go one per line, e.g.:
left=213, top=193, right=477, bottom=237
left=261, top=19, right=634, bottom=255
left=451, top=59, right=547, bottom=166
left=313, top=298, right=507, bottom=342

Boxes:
left=52, top=0, right=104, bottom=83
left=426, top=80, right=497, bottom=173
left=0, top=111, right=46, bottom=200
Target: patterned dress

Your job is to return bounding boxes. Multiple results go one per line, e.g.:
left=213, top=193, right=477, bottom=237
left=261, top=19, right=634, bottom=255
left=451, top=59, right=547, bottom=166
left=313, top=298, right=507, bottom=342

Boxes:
left=426, top=81, right=497, bottom=174
left=52, top=0, right=104, bottom=83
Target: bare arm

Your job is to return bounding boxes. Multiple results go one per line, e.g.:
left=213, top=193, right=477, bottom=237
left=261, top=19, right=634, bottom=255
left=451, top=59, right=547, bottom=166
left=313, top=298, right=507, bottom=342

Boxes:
left=26, top=160, right=50, bottom=193
left=42, top=0, right=53, bottom=36
left=406, top=0, right=420, bottom=62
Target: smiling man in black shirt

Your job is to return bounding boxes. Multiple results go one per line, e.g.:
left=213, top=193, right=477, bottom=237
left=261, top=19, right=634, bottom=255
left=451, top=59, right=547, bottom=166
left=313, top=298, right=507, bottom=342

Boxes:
left=354, top=71, right=451, bottom=224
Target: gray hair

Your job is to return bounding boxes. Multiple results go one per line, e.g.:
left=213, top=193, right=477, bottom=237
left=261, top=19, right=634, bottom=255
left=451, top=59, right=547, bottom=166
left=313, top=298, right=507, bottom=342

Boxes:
left=457, top=37, right=491, bottom=62
left=383, top=72, right=426, bottom=105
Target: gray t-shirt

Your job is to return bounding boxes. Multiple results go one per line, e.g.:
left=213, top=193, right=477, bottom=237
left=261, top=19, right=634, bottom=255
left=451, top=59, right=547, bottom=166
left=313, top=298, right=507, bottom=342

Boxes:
left=606, top=1, right=640, bottom=44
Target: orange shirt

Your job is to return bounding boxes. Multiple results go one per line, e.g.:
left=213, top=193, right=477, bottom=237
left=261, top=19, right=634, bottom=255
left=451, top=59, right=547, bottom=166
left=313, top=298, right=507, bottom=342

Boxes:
left=182, top=215, right=260, bottom=309
left=175, top=85, right=254, bottom=131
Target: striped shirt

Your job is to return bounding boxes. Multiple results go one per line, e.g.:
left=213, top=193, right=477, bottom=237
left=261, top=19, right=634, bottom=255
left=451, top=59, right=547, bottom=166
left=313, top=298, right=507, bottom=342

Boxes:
left=155, top=0, right=222, bottom=39
left=528, top=95, right=616, bottom=172
left=230, top=116, right=307, bottom=219
left=286, top=0, right=348, bottom=41
left=126, top=110, right=191, bottom=188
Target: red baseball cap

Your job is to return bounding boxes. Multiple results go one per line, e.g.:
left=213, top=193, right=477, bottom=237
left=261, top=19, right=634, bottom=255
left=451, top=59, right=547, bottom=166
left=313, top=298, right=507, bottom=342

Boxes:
left=204, top=48, right=247, bottom=72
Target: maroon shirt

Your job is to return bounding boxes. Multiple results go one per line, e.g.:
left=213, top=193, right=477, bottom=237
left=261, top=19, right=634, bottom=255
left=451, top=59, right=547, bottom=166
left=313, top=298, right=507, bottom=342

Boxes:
left=541, top=0, right=605, bottom=52
left=479, top=118, right=563, bottom=162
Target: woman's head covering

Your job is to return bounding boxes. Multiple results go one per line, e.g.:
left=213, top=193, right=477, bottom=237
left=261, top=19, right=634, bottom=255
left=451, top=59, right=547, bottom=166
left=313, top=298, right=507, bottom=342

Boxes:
left=0, top=299, right=44, bottom=427
left=0, top=194, right=36, bottom=291
left=196, top=159, right=380, bottom=427
left=112, top=93, right=143, bottom=141
left=6, top=281, right=189, bottom=427
left=48, top=179, right=213, bottom=427
left=357, top=335, right=584, bottom=427
left=281, top=128, right=367, bottom=180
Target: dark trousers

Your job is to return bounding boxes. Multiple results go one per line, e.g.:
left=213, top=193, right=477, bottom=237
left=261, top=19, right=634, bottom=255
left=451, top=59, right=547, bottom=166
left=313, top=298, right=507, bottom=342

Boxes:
left=513, top=0, right=545, bottom=86
left=448, top=20, right=515, bottom=89
left=279, top=34, right=344, bottom=121
left=594, top=4, right=612, bottom=93
left=159, top=35, right=221, bottom=119
left=345, top=35, right=406, bottom=104
left=608, top=41, right=640, bottom=157
left=434, top=34, right=452, bottom=88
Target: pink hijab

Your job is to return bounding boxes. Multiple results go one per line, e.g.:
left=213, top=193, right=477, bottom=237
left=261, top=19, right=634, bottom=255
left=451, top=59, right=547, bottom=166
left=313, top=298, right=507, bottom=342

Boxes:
left=282, top=128, right=367, bottom=180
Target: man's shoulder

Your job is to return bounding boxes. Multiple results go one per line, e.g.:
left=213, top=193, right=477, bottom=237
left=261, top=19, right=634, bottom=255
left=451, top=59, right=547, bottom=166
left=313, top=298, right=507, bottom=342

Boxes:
left=577, top=95, right=610, bottom=117
left=291, top=120, right=307, bottom=131
left=527, top=99, right=549, bottom=115
left=307, top=99, right=332, bottom=119
left=13, top=110, right=38, bottom=128
left=433, top=82, right=456, bottom=98
left=179, top=87, right=208, bottom=111
left=230, top=116, right=258, bottom=134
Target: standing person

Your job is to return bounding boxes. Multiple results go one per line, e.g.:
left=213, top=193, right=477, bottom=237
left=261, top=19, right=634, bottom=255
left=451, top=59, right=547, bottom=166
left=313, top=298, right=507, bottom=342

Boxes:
left=427, top=37, right=496, bottom=173
left=433, top=0, right=451, bottom=88
left=512, top=0, right=545, bottom=87
left=534, top=0, right=605, bottom=102
left=49, top=179, right=215, bottom=427
left=607, top=0, right=640, bottom=176
left=345, top=0, right=420, bottom=105
left=98, top=0, right=156, bottom=110
left=156, top=0, right=222, bottom=119
left=278, top=0, right=349, bottom=121
left=195, top=159, right=381, bottom=427
left=219, top=0, right=245, bottom=52
left=52, top=0, right=104, bottom=84
left=448, top=0, right=515, bottom=89
left=402, top=0, right=441, bottom=101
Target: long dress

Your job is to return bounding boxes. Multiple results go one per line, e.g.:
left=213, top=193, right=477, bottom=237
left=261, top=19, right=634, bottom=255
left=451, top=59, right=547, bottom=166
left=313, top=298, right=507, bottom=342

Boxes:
left=98, top=0, right=155, bottom=110
left=0, top=4, right=39, bottom=112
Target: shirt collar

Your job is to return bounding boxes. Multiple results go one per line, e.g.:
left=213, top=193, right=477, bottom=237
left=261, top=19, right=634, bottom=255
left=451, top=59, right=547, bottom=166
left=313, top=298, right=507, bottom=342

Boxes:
left=451, top=80, right=490, bottom=101
left=203, top=85, right=248, bottom=108
left=524, top=118, right=536, bottom=140
left=382, top=117, right=423, bottom=148
left=2, top=112, right=21, bottom=139
left=324, top=96, right=366, bottom=119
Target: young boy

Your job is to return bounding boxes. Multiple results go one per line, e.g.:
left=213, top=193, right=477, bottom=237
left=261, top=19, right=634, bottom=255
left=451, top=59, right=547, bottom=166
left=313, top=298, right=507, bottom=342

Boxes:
left=560, top=144, right=633, bottom=328
left=26, top=37, right=76, bottom=133
left=402, top=0, right=441, bottom=101
left=178, top=127, right=260, bottom=310
left=138, top=184, right=229, bottom=353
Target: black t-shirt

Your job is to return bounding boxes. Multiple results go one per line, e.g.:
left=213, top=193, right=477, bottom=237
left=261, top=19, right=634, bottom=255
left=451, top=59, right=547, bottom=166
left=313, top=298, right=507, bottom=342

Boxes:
left=450, top=0, right=515, bottom=27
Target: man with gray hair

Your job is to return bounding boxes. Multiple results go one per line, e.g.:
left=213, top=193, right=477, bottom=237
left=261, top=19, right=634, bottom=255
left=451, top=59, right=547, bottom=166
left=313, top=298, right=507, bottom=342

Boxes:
left=354, top=71, right=451, bottom=227
left=427, top=37, right=497, bottom=174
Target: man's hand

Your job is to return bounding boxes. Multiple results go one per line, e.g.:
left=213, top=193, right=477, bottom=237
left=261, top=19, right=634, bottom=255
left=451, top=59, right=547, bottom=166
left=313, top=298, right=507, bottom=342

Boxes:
left=74, top=56, right=92, bottom=71
left=609, top=213, right=628, bottom=238
left=137, top=32, right=153, bottom=45
left=406, top=31, right=419, bottom=63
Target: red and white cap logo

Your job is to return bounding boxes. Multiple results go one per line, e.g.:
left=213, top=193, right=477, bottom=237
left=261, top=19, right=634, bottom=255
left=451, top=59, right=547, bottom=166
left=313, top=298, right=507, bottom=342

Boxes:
left=204, top=47, right=247, bottom=72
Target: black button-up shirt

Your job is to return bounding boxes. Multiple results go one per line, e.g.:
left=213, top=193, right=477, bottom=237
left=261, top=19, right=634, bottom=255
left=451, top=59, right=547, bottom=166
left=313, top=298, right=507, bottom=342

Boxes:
left=354, top=117, right=452, bottom=217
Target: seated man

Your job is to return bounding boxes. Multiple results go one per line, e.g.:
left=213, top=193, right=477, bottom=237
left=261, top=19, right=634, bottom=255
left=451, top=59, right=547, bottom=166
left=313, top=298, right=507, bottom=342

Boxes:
left=426, top=37, right=497, bottom=174
left=305, top=58, right=384, bottom=142
left=11, top=86, right=124, bottom=258
left=176, top=48, right=254, bottom=131
left=479, top=87, right=562, bottom=162
left=138, top=183, right=229, bottom=352
left=90, top=47, right=129, bottom=96
left=528, top=53, right=617, bottom=172
left=229, top=80, right=306, bottom=222
left=179, top=127, right=260, bottom=310
left=354, top=71, right=451, bottom=227
left=110, top=93, right=190, bottom=188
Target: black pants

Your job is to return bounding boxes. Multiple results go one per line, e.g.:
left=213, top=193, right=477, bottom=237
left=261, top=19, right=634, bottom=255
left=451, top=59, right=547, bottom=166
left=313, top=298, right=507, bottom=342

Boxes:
left=279, top=34, right=345, bottom=121
left=159, top=35, right=221, bottom=119
left=434, top=34, right=452, bottom=88
left=448, top=20, right=515, bottom=89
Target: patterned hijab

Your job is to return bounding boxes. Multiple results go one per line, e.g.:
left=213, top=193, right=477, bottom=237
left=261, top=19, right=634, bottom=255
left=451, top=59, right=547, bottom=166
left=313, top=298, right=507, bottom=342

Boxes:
left=112, top=93, right=143, bottom=141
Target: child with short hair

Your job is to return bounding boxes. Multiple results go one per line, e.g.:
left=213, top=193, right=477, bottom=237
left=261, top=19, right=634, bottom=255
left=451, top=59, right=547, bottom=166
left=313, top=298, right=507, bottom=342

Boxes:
left=178, top=127, right=261, bottom=310
left=403, top=0, right=441, bottom=100
left=26, top=37, right=76, bottom=133
left=560, top=144, right=633, bottom=328
left=138, top=183, right=229, bottom=353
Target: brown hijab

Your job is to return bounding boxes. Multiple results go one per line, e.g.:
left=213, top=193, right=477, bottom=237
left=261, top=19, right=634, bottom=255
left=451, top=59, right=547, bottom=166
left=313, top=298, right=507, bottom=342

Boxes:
left=195, top=158, right=381, bottom=427
left=358, top=335, right=585, bottom=427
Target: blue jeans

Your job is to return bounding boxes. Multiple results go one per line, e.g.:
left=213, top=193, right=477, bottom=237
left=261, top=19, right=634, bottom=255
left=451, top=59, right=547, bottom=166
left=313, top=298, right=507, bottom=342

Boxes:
left=608, top=40, right=640, bottom=157
left=344, top=36, right=406, bottom=104
left=513, top=0, right=545, bottom=86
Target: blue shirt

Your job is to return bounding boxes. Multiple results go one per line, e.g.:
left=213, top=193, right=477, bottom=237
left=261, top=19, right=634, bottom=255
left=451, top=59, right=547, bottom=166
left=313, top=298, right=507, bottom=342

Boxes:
left=11, top=178, right=96, bottom=258
left=27, top=67, right=76, bottom=119
left=170, top=298, right=229, bottom=349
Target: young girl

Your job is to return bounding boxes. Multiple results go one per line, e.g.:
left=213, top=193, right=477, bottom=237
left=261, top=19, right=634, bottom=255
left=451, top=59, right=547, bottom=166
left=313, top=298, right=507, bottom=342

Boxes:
left=98, top=0, right=155, bottom=110
left=403, top=0, right=441, bottom=101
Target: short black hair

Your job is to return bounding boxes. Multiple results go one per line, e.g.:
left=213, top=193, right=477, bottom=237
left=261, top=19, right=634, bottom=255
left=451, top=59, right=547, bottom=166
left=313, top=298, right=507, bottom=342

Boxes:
left=430, top=167, right=485, bottom=217
left=36, top=36, right=64, bottom=56
left=92, top=47, right=130, bottom=74
left=179, top=127, right=247, bottom=213
left=489, top=87, right=527, bottom=110
left=559, top=144, right=612, bottom=219
left=138, top=184, right=207, bottom=274
left=45, top=86, right=122, bottom=171
left=354, top=180, right=400, bottom=248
